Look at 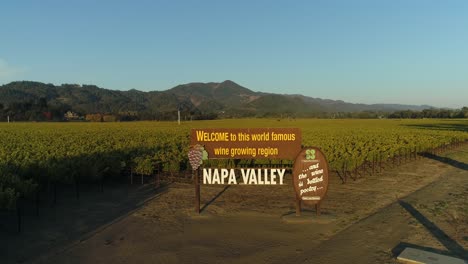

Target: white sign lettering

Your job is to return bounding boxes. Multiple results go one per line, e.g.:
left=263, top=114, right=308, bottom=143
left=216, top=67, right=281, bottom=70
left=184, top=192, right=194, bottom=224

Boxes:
left=203, top=168, right=286, bottom=185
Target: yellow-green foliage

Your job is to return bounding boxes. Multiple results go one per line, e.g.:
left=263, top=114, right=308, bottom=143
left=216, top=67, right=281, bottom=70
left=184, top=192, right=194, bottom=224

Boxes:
left=1, top=118, right=466, bottom=210
left=0, top=119, right=467, bottom=179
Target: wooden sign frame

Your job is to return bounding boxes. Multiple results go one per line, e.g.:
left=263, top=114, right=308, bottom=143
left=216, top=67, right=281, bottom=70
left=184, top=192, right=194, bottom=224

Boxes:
left=292, top=147, right=330, bottom=216
left=189, top=128, right=328, bottom=218
left=190, top=128, right=302, bottom=214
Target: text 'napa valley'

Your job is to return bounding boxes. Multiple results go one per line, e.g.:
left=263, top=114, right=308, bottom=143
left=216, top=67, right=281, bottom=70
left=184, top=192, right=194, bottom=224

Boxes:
left=203, top=168, right=286, bottom=185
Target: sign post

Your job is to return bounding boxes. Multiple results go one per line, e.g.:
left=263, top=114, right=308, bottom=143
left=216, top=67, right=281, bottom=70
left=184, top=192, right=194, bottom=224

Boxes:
left=194, top=169, right=200, bottom=213
left=188, top=144, right=207, bottom=214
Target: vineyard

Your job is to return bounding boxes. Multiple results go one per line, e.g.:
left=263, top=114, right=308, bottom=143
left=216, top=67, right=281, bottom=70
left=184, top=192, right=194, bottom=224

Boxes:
left=1, top=119, right=467, bottom=231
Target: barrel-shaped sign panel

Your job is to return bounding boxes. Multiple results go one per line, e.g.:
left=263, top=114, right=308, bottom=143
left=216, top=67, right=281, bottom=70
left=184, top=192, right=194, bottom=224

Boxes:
left=292, top=147, right=329, bottom=204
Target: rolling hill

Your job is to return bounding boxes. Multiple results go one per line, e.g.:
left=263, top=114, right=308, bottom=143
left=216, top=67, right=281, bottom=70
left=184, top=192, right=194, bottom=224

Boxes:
left=0, top=80, right=435, bottom=120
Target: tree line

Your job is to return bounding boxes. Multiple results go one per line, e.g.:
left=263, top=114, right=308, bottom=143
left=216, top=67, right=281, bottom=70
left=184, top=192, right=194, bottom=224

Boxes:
left=0, top=97, right=466, bottom=122
left=387, top=107, right=468, bottom=119
left=0, top=98, right=219, bottom=122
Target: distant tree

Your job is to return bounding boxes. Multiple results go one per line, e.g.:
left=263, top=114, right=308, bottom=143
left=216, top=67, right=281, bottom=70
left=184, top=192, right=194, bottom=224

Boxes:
left=37, top=97, right=48, bottom=110
left=461, top=107, right=468, bottom=118
left=437, top=110, right=451, bottom=118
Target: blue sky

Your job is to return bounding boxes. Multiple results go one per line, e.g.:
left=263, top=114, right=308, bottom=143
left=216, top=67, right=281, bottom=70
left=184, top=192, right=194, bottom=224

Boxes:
left=1, top=0, right=467, bottom=108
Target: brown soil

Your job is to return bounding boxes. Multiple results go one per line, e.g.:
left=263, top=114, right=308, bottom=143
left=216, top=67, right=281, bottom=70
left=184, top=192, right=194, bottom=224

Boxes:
left=2, top=146, right=467, bottom=264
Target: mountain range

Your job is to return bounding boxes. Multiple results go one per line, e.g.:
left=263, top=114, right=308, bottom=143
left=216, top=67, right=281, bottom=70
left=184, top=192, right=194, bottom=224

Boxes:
left=0, top=80, right=434, bottom=119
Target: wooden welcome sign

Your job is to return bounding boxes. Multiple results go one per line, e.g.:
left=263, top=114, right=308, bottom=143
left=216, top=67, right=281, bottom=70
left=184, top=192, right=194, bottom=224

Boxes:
left=190, top=128, right=329, bottom=218
left=292, top=147, right=329, bottom=216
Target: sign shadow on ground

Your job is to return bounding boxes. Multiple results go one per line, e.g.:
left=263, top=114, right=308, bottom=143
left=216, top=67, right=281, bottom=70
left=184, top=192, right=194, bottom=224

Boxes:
left=200, top=185, right=231, bottom=213
left=395, top=200, right=467, bottom=260
left=420, top=153, right=468, bottom=171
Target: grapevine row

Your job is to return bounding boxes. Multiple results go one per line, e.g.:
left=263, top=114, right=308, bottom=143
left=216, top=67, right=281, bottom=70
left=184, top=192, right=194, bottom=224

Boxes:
left=1, top=119, right=467, bottom=229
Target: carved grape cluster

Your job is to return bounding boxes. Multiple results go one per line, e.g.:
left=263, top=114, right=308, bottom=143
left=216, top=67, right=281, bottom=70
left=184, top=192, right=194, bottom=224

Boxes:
left=188, top=145, right=207, bottom=170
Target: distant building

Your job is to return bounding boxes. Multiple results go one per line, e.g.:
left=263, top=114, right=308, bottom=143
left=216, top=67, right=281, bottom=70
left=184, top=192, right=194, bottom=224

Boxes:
left=64, top=111, right=80, bottom=120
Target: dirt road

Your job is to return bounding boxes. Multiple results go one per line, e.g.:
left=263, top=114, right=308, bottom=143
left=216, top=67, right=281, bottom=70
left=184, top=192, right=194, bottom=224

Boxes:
left=3, top=146, right=467, bottom=264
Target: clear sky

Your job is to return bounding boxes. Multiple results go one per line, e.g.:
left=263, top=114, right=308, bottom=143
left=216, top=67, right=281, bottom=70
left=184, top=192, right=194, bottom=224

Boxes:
left=1, top=0, right=467, bottom=108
